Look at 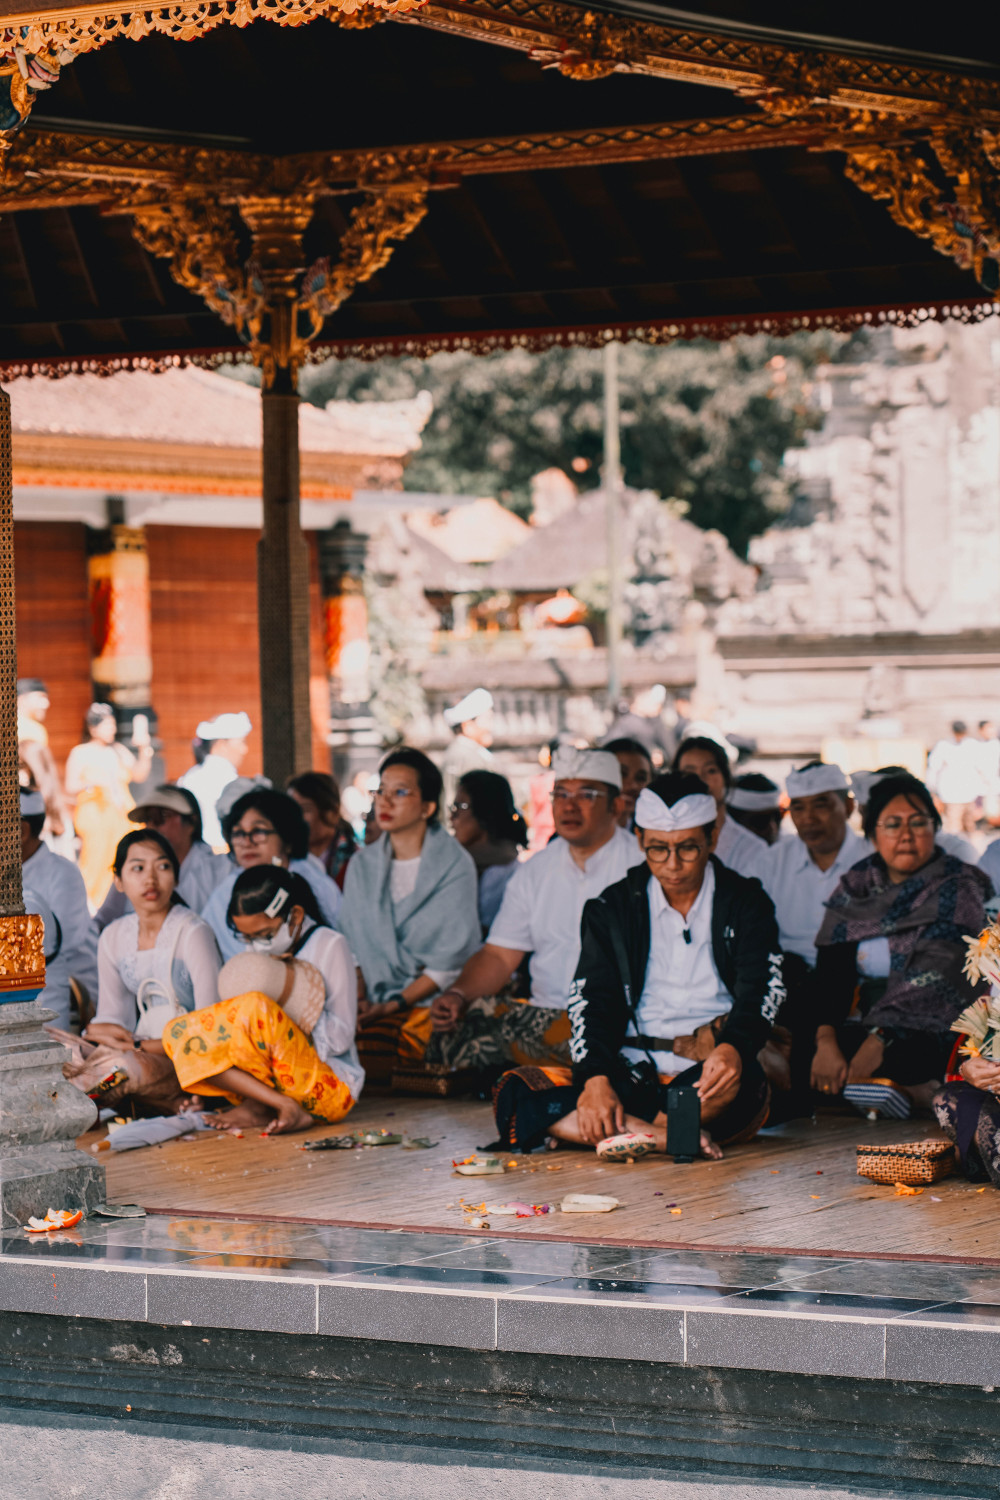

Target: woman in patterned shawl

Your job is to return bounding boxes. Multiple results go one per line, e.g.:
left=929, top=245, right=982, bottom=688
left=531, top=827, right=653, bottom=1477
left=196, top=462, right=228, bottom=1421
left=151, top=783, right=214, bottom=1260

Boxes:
left=809, top=774, right=990, bottom=1119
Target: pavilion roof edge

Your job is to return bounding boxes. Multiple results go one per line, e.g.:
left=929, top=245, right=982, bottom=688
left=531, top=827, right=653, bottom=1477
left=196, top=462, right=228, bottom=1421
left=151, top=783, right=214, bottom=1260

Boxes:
left=0, top=296, right=995, bottom=380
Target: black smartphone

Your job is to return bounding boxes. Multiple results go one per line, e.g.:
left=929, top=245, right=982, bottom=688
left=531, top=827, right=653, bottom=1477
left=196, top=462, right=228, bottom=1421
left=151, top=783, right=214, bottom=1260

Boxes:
left=666, top=1086, right=701, bottom=1163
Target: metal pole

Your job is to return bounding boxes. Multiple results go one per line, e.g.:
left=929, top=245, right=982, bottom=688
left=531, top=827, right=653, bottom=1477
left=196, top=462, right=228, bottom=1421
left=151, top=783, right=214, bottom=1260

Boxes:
left=603, top=340, right=624, bottom=708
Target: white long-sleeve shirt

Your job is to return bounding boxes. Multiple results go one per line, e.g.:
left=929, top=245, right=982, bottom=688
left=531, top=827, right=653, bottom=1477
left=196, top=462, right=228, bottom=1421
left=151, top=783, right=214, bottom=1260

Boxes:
left=297, top=924, right=363, bottom=1100
left=95, top=905, right=222, bottom=1031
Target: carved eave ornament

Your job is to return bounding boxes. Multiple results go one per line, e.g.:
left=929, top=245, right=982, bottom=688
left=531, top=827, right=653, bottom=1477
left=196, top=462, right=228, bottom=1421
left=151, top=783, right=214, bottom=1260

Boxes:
left=0, top=0, right=998, bottom=372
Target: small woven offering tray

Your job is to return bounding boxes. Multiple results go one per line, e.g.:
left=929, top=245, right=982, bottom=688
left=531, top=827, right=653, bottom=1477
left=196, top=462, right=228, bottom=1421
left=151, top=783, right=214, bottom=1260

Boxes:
left=856, top=1139, right=955, bottom=1185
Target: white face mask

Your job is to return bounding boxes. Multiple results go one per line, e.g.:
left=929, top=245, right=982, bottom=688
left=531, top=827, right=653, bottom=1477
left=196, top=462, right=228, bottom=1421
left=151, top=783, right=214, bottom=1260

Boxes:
left=246, top=922, right=295, bottom=957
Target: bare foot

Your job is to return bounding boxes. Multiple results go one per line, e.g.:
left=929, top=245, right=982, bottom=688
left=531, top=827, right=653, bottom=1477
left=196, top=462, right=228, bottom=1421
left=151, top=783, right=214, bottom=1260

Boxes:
left=645, top=1125, right=722, bottom=1159
left=263, top=1098, right=316, bottom=1135
left=700, top=1130, right=723, bottom=1161
left=204, top=1100, right=273, bottom=1133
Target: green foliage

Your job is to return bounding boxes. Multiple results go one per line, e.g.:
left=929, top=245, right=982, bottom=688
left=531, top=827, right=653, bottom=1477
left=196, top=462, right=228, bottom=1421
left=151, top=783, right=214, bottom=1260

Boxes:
left=301, top=331, right=867, bottom=557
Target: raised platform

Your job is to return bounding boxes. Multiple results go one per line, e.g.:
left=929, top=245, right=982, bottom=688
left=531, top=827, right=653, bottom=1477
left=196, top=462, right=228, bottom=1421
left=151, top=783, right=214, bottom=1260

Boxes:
left=93, top=1096, right=998, bottom=1261
left=2, top=1099, right=998, bottom=1494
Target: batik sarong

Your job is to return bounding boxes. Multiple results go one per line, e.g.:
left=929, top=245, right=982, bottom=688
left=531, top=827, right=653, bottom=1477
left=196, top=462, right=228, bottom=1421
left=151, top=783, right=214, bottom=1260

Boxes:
left=163, top=991, right=355, bottom=1123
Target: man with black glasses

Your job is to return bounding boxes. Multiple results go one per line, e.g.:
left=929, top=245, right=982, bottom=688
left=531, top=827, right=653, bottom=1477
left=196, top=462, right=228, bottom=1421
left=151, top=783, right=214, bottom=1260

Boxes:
left=491, top=772, right=783, bottom=1155
left=426, top=746, right=644, bottom=1073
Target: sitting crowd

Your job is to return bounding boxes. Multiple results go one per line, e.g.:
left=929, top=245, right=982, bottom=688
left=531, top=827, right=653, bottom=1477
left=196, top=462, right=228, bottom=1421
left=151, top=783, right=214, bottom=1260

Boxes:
left=26, top=725, right=1000, bottom=1189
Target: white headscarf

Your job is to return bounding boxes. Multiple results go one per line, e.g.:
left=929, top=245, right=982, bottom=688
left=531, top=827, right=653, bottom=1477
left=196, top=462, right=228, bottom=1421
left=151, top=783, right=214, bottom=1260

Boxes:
left=785, top=763, right=849, bottom=798
left=635, top=787, right=717, bottom=833
left=727, top=784, right=781, bottom=812
left=552, top=746, right=623, bottom=790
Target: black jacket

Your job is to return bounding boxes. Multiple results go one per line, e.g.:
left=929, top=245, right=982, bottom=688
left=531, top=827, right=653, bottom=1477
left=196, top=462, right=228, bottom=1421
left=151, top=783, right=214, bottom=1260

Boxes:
left=567, top=856, right=785, bottom=1084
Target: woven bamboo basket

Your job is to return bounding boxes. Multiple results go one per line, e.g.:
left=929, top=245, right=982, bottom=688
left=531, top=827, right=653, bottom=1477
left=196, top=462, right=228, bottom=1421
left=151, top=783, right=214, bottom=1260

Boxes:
left=856, top=1140, right=955, bottom=1185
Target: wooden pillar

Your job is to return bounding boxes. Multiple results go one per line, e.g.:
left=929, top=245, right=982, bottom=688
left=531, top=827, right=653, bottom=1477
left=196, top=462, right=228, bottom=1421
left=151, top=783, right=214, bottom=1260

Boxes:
left=318, top=519, right=380, bottom=786
left=0, top=384, right=103, bottom=1226
left=258, top=373, right=312, bottom=786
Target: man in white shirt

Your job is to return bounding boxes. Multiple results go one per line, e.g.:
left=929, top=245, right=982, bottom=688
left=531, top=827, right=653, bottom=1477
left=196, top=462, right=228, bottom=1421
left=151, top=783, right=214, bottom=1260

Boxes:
left=427, top=746, right=645, bottom=1071
left=178, top=711, right=252, bottom=851
left=762, top=761, right=868, bottom=1111
left=926, top=721, right=986, bottom=836
left=673, top=735, right=769, bottom=880
left=20, top=788, right=95, bottom=1028
left=977, top=721, right=1000, bottom=823
left=490, top=773, right=782, bottom=1153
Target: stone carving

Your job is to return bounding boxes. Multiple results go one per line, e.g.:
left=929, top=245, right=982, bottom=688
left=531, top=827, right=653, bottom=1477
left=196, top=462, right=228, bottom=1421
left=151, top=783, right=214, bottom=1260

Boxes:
left=722, top=320, right=1000, bottom=638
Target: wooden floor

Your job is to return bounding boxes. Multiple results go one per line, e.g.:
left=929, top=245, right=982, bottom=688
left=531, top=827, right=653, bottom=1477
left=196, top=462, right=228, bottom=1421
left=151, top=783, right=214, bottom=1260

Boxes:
left=88, top=1096, right=1000, bottom=1262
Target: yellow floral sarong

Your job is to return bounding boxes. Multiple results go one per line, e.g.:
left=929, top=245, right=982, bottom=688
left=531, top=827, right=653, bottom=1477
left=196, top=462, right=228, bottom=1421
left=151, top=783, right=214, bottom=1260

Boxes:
left=163, top=992, right=354, bottom=1123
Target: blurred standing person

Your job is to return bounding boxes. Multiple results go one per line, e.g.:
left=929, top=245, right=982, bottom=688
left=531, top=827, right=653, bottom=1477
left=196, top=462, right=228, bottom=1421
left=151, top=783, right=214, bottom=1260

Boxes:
left=178, top=711, right=252, bottom=851
left=603, top=737, right=653, bottom=829
left=927, top=721, right=986, bottom=836
left=287, top=771, right=357, bottom=889
left=17, top=677, right=71, bottom=853
left=341, top=770, right=375, bottom=843
left=21, top=788, right=95, bottom=1028
left=441, top=688, right=495, bottom=813
left=977, top=721, right=1000, bottom=825
left=65, top=704, right=153, bottom=911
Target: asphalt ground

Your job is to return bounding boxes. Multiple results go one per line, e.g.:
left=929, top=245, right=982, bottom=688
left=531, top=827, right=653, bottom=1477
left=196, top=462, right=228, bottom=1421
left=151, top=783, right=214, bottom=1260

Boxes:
left=0, top=1410, right=965, bottom=1500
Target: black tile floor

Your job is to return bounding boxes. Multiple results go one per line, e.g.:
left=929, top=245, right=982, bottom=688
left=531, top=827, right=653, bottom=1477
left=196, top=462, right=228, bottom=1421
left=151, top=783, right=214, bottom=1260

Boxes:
left=2, top=1213, right=999, bottom=1322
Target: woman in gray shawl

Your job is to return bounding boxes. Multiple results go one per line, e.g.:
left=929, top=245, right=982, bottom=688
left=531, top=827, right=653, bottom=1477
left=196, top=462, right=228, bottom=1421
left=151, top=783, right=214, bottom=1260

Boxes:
left=339, top=748, right=481, bottom=1084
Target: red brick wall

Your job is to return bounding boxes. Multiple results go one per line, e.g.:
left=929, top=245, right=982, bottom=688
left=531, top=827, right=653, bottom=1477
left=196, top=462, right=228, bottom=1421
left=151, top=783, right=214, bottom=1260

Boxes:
left=147, top=526, right=328, bottom=783
left=14, top=521, right=92, bottom=774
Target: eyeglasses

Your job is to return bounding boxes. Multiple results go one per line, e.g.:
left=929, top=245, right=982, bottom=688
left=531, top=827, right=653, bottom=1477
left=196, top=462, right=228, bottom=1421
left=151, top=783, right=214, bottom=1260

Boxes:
left=374, top=785, right=416, bottom=802
left=643, top=840, right=706, bottom=865
left=551, top=787, right=604, bottom=805
left=877, top=816, right=935, bottom=836
left=450, top=801, right=472, bottom=816
left=230, top=824, right=278, bottom=845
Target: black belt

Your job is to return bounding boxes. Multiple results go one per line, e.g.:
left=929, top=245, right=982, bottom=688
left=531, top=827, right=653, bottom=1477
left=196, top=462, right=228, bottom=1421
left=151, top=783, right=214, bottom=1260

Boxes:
left=626, top=1033, right=680, bottom=1052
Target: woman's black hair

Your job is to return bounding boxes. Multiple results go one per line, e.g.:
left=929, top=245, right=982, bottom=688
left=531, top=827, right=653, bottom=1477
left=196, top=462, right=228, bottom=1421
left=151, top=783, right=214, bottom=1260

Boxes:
left=112, top=828, right=181, bottom=884
left=380, top=747, right=444, bottom=823
left=226, top=865, right=326, bottom=933
left=85, top=702, right=115, bottom=734
left=862, top=773, right=941, bottom=842
left=672, top=735, right=733, bottom=789
left=287, top=770, right=341, bottom=818
left=603, top=736, right=653, bottom=764
left=222, top=788, right=310, bottom=861
left=457, top=770, right=528, bottom=847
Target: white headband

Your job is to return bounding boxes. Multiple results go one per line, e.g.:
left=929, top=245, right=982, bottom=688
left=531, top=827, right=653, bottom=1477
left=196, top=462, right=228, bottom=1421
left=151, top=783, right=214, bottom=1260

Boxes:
left=552, top=746, right=622, bottom=790
left=727, top=786, right=781, bottom=812
left=636, top=788, right=717, bottom=833
left=786, top=763, right=849, bottom=798
left=19, top=790, right=45, bottom=817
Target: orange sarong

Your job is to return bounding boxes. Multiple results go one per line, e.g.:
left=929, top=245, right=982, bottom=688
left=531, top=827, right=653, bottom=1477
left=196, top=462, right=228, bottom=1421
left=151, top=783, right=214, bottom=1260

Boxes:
left=163, top=992, right=355, bottom=1123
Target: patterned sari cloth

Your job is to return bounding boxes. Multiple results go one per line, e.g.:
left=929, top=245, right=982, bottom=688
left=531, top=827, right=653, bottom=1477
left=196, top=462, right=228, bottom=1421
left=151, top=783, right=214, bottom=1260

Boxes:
left=163, top=993, right=355, bottom=1123
left=815, top=849, right=990, bottom=1032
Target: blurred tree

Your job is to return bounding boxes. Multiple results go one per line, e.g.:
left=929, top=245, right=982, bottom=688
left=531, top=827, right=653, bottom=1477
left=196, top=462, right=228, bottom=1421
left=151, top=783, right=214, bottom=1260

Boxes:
left=300, top=331, right=869, bottom=557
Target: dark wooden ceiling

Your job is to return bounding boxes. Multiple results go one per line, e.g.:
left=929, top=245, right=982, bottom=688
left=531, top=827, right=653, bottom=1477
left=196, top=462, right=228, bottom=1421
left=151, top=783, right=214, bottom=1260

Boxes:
left=0, top=10, right=991, bottom=367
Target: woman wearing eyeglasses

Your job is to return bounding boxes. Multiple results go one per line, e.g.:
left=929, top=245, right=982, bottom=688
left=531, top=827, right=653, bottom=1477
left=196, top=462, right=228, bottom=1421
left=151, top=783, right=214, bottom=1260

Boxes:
left=339, top=748, right=480, bottom=1084
left=450, top=770, right=528, bottom=932
left=163, top=866, right=360, bottom=1134
left=810, top=773, right=990, bottom=1119
left=200, top=788, right=342, bottom=962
